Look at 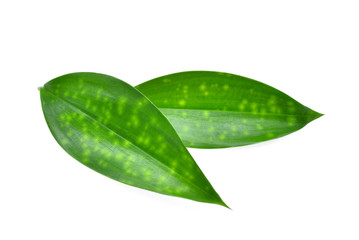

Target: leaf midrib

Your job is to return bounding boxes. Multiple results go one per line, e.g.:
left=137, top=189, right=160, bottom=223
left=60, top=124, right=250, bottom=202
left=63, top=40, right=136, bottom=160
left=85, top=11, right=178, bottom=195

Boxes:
left=159, top=107, right=314, bottom=117
left=43, top=87, right=217, bottom=201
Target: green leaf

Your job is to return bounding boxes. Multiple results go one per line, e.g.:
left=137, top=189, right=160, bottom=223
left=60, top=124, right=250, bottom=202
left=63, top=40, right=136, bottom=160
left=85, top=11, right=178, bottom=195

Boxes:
left=39, top=72, right=227, bottom=207
left=136, top=71, right=323, bottom=148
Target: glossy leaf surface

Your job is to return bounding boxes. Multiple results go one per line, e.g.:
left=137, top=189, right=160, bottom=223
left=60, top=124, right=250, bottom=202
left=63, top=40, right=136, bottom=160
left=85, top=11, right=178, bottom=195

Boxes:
left=40, top=72, right=226, bottom=206
left=136, top=71, right=322, bottom=148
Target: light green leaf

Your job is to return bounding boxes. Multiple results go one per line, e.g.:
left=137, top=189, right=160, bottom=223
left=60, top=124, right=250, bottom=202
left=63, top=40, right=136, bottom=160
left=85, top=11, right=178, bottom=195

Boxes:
left=136, top=71, right=323, bottom=148
left=40, top=72, right=227, bottom=207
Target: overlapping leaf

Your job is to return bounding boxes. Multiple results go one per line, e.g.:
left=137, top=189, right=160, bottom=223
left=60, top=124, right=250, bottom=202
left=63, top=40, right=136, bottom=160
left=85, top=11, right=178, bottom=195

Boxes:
left=136, top=71, right=322, bottom=148
left=40, top=72, right=227, bottom=207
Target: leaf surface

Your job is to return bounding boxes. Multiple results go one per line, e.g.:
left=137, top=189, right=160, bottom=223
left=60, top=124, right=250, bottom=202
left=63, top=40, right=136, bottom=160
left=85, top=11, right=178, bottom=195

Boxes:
left=40, top=72, right=226, bottom=207
left=136, top=71, right=322, bottom=148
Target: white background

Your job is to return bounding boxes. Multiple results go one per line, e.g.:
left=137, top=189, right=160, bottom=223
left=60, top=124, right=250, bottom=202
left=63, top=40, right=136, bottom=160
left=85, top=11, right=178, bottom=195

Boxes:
left=1, top=1, right=358, bottom=239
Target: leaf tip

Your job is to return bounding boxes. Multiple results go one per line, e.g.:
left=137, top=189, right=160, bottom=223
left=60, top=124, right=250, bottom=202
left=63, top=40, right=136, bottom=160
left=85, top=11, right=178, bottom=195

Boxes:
left=212, top=195, right=231, bottom=209
left=219, top=201, right=231, bottom=210
left=303, top=108, right=324, bottom=125
left=311, top=110, right=324, bottom=121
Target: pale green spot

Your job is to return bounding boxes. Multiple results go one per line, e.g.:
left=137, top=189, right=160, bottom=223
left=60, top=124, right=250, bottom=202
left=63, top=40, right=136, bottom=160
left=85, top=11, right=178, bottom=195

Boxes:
left=208, top=126, right=215, bottom=132
left=231, top=125, right=237, bottom=131
left=187, top=174, right=194, bottom=180
left=256, top=124, right=264, bottom=130
left=200, top=84, right=206, bottom=91
left=268, top=96, right=276, bottom=105
left=115, top=153, right=123, bottom=161
left=137, top=98, right=147, bottom=107
left=182, top=126, right=190, bottom=132
left=80, top=134, right=89, bottom=142
left=142, top=168, right=152, bottom=180
left=287, top=116, right=297, bottom=126
left=159, top=142, right=167, bottom=150
left=195, top=123, right=201, bottom=128
left=82, top=157, right=89, bottom=164
left=107, top=101, right=114, bottom=110
left=67, top=130, right=73, bottom=137
left=144, top=136, right=151, bottom=145
left=157, top=175, right=167, bottom=184
left=117, top=106, right=124, bottom=114
left=223, top=84, right=229, bottom=90
left=181, top=111, right=188, bottom=117
left=243, top=130, right=249, bottom=136
left=171, top=161, right=178, bottom=168
left=250, top=103, right=258, bottom=112
left=103, top=118, right=110, bottom=124
left=85, top=99, right=91, bottom=109
left=204, top=91, right=209, bottom=96
left=162, top=78, right=171, bottom=83
left=96, top=88, right=103, bottom=99
left=137, top=136, right=144, bottom=143
left=179, top=99, right=186, bottom=106
left=242, top=119, right=247, bottom=124
left=60, top=138, right=69, bottom=145
left=80, top=89, right=87, bottom=95
left=150, top=116, right=158, bottom=124
left=157, top=135, right=164, bottom=142
left=83, top=149, right=90, bottom=157
left=203, top=111, right=210, bottom=117
left=175, top=187, right=184, bottom=194
left=101, top=148, right=112, bottom=158
left=131, top=115, right=139, bottom=127
left=219, top=135, right=226, bottom=140
left=182, top=186, right=189, bottom=192
left=105, top=111, right=112, bottom=119
left=123, top=160, right=131, bottom=168
left=64, top=91, right=69, bottom=97
left=113, top=139, right=120, bottom=146
left=270, top=106, right=278, bottom=113
left=100, top=160, right=108, bottom=168
left=119, top=96, right=128, bottom=104
left=266, top=132, right=275, bottom=138
left=238, top=103, right=245, bottom=111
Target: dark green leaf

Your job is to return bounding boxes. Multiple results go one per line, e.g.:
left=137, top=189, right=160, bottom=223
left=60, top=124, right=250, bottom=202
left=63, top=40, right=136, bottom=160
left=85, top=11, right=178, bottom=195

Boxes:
left=136, top=71, right=323, bottom=148
left=40, top=72, right=227, bottom=207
